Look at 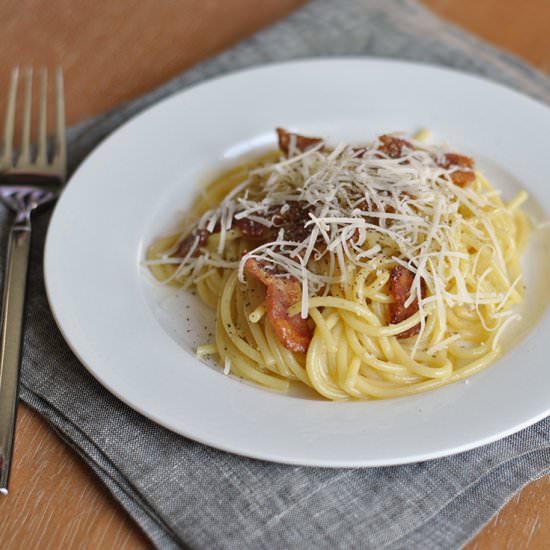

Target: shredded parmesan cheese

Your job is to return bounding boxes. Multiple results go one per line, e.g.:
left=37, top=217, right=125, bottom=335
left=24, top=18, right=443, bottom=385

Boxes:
left=163, top=135, right=522, bottom=334
left=223, top=356, right=232, bottom=375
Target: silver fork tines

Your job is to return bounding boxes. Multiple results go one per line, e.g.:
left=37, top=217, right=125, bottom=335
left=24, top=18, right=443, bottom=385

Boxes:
left=0, top=66, right=67, bottom=495
left=1, top=66, right=66, bottom=180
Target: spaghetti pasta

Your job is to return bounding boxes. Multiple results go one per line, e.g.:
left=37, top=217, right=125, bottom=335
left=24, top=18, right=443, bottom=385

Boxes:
left=147, top=129, right=529, bottom=400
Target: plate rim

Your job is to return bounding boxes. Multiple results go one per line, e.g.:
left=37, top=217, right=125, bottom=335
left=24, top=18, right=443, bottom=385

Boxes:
left=44, top=57, right=550, bottom=467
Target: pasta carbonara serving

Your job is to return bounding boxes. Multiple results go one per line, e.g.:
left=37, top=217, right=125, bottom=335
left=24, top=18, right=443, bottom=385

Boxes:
left=147, top=128, right=530, bottom=400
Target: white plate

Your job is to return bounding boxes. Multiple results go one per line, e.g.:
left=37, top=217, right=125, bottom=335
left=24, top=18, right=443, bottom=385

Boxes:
left=45, top=59, right=550, bottom=467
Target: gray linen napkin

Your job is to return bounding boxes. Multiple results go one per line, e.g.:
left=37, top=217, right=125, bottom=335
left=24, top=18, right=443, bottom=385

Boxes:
left=11, top=0, right=550, bottom=548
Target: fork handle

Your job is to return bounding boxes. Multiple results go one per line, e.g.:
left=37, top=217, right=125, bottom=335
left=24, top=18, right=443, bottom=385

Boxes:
left=0, top=219, right=31, bottom=495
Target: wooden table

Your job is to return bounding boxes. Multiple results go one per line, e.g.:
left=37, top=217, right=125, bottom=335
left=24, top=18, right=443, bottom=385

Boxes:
left=1, top=1, right=549, bottom=547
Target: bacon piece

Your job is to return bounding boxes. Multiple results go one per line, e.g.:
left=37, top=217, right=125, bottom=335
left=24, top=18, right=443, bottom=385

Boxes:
left=235, top=201, right=314, bottom=243
left=378, top=135, right=414, bottom=159
left=245, top=258, right=312, bottom=353
left=356, top=199, right=383, bottom=226
left=441, top=153, right=474, bottom=169
left=439, top=153, right=475, bottom=186
left=272, top=201, right=313, bottom=242
left=234, top=217, right=274, bottom=240
left=449, top=170, right=475, bottom=187
left=173, top=229, right=209, bottom=258
left=276, top=127, right=323, bottom=156
left=357, top=192, right=414, bottom=224
left=388, top=265, right=426, bottom=338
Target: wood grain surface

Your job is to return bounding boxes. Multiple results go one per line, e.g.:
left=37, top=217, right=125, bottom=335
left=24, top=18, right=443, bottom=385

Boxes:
left=0, top=1, right=549, bottom=548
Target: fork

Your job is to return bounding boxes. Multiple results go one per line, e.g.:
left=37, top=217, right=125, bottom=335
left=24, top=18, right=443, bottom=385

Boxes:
left=0, top=67, right=66, bottom=495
